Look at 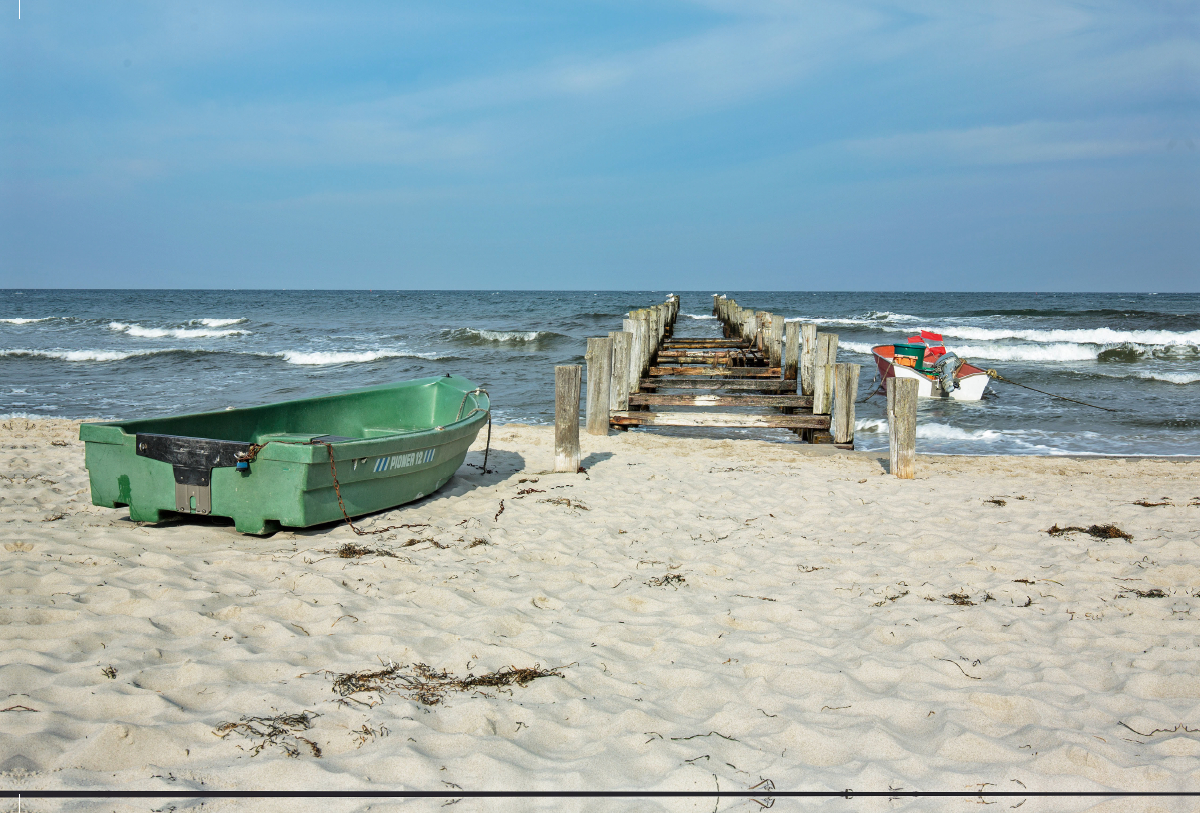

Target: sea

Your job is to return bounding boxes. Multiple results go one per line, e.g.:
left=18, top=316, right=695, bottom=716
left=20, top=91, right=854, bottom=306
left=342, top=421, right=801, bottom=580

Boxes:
left=2, top=290, right=1198, bottom=457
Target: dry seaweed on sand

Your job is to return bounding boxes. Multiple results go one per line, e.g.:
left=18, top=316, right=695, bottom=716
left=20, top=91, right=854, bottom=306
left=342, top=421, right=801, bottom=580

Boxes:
left=334, top=542, right=401, bottom=559
left=945, top=592, right=975, bottom=606
left=538, top=497, right=589, bottom=510
left=214, top=711, right=321, bottom=758
left=1046, top=523, right=1132, bottom=541
left=1132, top=499, right=1172, bottom=507
left=1119, top=587, right=1168, bottom=599
left=984, top=498, right=1007, bottom=507
left=329, top=662, right=565, bottom=706
left=646, top=573, right=686, bottom=589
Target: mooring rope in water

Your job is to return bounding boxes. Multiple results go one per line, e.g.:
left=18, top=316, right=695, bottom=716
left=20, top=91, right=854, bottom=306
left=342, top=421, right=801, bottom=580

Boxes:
left=985, top=369, right=1119, bottom=413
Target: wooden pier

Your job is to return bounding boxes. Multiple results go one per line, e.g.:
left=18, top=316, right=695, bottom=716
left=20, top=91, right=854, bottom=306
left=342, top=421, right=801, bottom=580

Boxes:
left=575, top=295, right=862, bottom=447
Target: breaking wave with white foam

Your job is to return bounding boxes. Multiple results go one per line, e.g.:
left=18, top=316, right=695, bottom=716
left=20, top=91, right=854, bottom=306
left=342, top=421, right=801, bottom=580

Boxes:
left=0, top=317, right=54, bottom=324
left=684, top=313, right=717, bottom=320
left=276, top=349, right=443, bottom=365
left=194, top=318, right=246, bottom=327
left=109, top=321, right=249, bottom=339
left=936, top=326, right=1200, bottom=347
left=0, top=348, right=158, bottom=362
left=840, top=340, right=1110, bottom=362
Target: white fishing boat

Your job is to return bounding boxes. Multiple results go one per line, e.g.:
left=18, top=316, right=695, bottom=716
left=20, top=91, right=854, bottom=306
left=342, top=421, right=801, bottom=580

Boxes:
left=871, top=331, right=991, bottom=401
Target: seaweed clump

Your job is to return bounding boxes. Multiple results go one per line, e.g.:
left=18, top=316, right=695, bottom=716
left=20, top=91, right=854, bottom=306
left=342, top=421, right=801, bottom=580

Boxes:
left=1046, top=524, right=1132, bottom=541
left=329, top=662, right=564, bottom=706
left=214, top=711, right=321, bottom=758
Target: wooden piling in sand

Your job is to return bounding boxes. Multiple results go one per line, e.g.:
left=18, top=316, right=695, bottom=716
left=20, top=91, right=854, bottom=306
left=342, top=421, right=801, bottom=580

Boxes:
left=585, top=336, right=613, bottom=436
left=609, top=331, right=632, bottom=411
left=887, top=376, right=918, bottom=479
left=832, top=363, right=861, bottom=445
left=554, top=365, right=581, bottom=472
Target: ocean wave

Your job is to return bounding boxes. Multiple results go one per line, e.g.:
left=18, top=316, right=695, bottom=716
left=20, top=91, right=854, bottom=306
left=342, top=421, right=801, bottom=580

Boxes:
left=935, top=326, right=1200, bottom=346
left=109, top=321, right=249, bottom=339
left=445, top=327, right=564, bottom=344
left=275, top=349, right=444, bottom=365
left=787, top=311, right=922, bottom=327
left=0, top=348, right=163, bottom=362
left=854, top=417, right=1007, bottom=442
left=1084, top=370, right=1200, bottom=385
left=840, top=339, right=1106, bottom=362
left=0, top=317, right=54, bottom=324
left=193, top=318, right=246, bottom=327
left=684, top=313, right=717, bottom=320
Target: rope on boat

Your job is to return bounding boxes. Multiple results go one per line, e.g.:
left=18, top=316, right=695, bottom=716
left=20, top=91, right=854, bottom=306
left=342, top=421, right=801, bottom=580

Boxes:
left=985, top=370, right=1119, bottom=413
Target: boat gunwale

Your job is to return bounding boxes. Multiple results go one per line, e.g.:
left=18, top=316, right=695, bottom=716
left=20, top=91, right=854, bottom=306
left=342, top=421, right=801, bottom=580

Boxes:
left=79, top=376, right=489, bottom=463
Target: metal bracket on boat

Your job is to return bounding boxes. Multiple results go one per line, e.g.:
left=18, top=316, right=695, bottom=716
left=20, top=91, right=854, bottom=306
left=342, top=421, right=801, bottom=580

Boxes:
left=135, top=434, right=252, bottom=515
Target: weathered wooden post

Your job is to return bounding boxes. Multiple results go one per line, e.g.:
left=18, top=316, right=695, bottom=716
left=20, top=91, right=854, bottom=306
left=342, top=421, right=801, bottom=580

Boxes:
left=609, top=330, right=631, bottom=411
left=799, top=322, right=818, bottom=395
left=832, top=363, right=861, bottom=445
left=769, top=314, right=784, bottom=368
left=554, top=365, right=581, bottom=472
left=623, top=317, right=641, bottom=395
left=812, top=332, right=839, bottom=414
left=712, top=294, right=720, bottom=316
left=887, top=377, right=918, bottom=479
left=585, top=337, right=613, bottom=436
left=783, top=322, right=800, bottom=381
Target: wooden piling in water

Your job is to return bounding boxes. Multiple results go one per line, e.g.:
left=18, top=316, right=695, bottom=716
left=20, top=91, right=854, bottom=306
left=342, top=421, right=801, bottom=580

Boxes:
left=783, top=322, right=799, bottom=381
left=887, top=376, right=918, bottom=479
left=832, top=362, right=861, bottom=445
left=768, top=314, right=784, bottom=368
left=812, top=332, right=839, bottom=414
left=585, top=336, right=613, bottom=436
left=554, top=365, right=581, bottom=472
left=799, top=323, right=817, bottom=396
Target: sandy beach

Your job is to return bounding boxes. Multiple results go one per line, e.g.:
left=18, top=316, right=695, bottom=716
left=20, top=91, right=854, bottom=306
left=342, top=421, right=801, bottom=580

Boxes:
left=2, top=417, right=1198, bottom=811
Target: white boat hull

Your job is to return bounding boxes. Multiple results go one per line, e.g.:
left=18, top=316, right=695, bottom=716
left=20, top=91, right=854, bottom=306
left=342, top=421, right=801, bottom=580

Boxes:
left=872, top=349, right=990, bottom=401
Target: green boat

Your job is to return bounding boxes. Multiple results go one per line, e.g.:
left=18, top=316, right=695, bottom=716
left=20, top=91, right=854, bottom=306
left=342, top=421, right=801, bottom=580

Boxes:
left=79, top=375, right=490, bottom=535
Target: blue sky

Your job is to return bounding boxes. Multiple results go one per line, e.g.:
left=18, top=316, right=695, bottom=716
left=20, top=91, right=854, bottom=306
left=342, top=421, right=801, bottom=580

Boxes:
left=1, top=0, right=1195, bottom=290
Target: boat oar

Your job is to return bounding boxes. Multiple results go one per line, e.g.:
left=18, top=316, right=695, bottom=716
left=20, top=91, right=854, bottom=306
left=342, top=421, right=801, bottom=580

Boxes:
left=984, top=369, right=1119, bottom=412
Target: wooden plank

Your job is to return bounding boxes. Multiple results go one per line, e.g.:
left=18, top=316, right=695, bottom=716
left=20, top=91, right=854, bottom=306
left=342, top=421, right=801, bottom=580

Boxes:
left=554, top=366, right=581, bottom=472
left=610, top=411, right=831, bottom=429
left=648, top=366, right=781, bottom=377
left=585, top=337, right=612, bottom=436
left=639, top=377, right=797, bottom=391
left=887, top=377, right=918, bottom=479
left=832, top=362, right=861, bottom=444
left=629, top=393, right=814, bottom=407
left=662, top=341, right=749, bottom=349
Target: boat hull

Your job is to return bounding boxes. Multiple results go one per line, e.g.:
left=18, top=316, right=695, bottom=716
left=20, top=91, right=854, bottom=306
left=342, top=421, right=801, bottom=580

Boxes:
left=872, top=348, right=989, bottom=401
left=80, top=376, right=489, bottom=534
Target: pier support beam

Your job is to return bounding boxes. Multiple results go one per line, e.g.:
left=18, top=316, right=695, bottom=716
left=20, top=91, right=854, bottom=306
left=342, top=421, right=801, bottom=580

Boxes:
left=887, top=377, right=918, bottom=479
left=554, top=365, right=582, bottom=472
left=585, top=336, right=613, bottom=436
